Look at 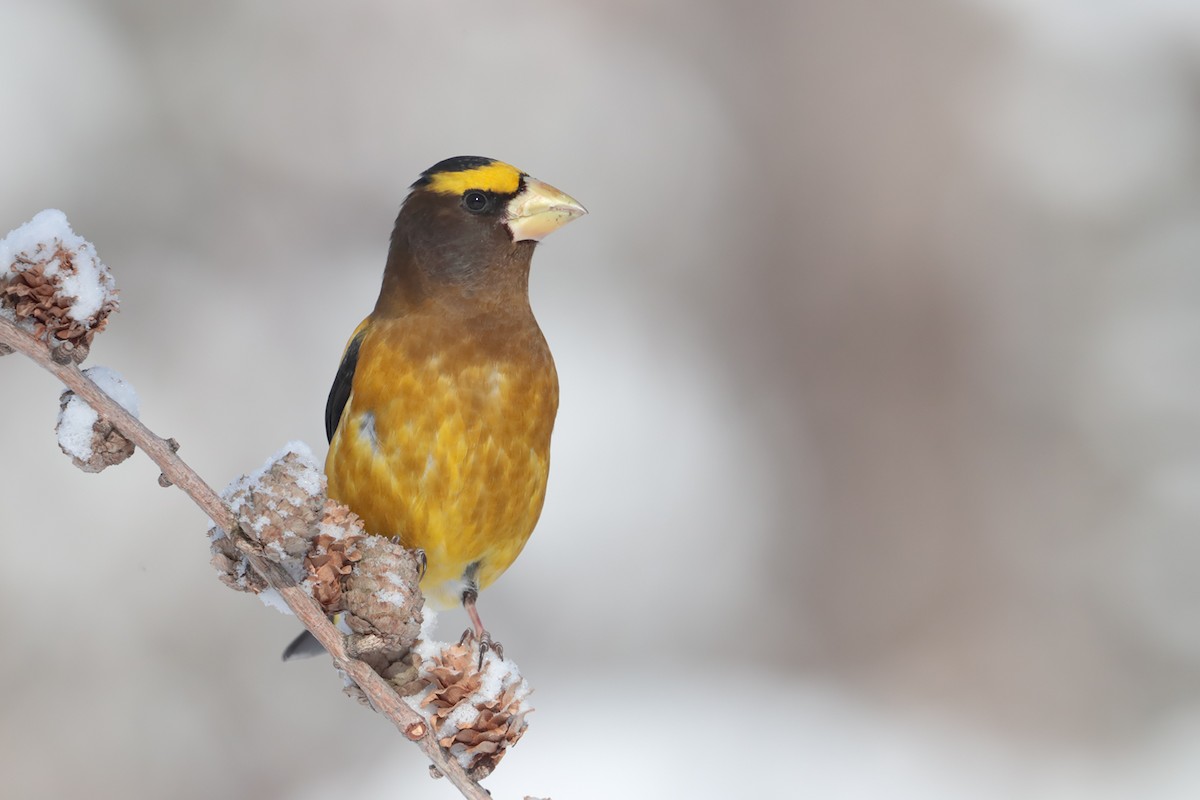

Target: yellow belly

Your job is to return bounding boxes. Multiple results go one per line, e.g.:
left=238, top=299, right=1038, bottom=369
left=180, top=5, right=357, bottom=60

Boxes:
left=325, top=319, right=558, bottom=609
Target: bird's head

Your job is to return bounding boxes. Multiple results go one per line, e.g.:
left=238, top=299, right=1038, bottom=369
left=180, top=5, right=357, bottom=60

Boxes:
left=411, top=156, right=586, bottom=243
left=382, top=157, right=586, bottom=305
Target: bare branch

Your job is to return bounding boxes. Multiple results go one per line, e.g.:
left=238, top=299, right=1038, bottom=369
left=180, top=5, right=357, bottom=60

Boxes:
left=0, top=315, right=494, bottom=800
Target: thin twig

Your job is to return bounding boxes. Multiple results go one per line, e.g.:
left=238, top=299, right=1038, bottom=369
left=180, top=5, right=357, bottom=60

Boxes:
left=0, top=316, right=492, bottom=800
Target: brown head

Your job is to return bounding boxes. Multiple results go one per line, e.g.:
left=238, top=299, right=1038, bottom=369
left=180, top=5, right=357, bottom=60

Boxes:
left=376, top=156, right=586, bottom=316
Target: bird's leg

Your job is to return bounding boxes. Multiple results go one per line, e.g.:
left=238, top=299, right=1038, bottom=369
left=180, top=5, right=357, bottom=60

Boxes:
left=460, top=587, right=503, bottom=667
left=463, top=587, right=485, bottom=639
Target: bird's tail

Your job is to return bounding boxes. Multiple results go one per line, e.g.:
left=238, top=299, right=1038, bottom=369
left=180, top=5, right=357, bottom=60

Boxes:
left=281, top=629, right=325, bottom=661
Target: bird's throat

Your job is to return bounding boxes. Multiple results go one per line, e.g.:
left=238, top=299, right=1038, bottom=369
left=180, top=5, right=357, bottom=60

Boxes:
left=374, top=232, right=534, bottom=320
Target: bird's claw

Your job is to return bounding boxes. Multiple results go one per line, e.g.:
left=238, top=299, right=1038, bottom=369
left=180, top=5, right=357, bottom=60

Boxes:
left=483, top=634, right=504, bottom=663
left=459, top=628, right=504, bottom=669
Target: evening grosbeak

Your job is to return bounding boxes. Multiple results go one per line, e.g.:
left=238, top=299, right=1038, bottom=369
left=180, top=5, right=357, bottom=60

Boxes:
left=284, top=157, right=585, bottom=660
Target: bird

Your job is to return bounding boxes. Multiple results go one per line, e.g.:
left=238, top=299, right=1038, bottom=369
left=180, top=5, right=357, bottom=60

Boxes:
left=283, top=156, right=586, bottom=661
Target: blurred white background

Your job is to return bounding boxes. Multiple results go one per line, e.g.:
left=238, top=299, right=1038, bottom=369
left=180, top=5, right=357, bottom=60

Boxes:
left=4, top=1, right=1200, bottom=797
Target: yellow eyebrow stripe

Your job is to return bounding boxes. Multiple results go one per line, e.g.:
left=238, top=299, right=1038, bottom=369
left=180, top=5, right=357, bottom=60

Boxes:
left=424, top=162, right=523, bottom=196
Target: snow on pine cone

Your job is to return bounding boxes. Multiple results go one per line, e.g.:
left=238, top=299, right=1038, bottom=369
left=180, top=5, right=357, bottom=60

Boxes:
left=208, top=443, right=423, bottom=647
left=404, top=637, right=533, bottom=780
left=307, top=502, right=424, bottom=669
left=338, top=532, right=423, bottom=645
left=209, top=445, right=324, bottom=594
left=55, top=367, right=139, bottom=473
left=207, top=444, right=532, bottom=780
left=0, top=209, right=118, bottom=363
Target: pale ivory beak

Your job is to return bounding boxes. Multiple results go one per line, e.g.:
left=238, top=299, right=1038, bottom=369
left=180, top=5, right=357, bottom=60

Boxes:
left=505, top=176, right=587, bottom=242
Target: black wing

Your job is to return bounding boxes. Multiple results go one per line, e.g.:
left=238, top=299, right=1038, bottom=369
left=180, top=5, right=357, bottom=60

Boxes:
left=325, top=327, right=368, bottom=443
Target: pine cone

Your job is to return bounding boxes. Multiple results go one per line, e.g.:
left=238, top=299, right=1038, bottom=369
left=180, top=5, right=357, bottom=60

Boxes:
left=209, top=446, right=326, bottom=593
left=56, top=391, right=134, bottom=472
left=54, top=367, right=139, bottom=473
left=305, top=500, right=424, bottom=668
left=0, top=209, right=118, bottom=363
left=208, top=448, right=424, bottom=660
left=342, top=534, right=424, bottom=645
left=304, top=500, right=367, bottom=612
left=415, top=641, right=532, bottom=780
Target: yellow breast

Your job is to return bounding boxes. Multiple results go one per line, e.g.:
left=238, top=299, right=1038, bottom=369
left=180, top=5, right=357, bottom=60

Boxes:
left=325, top=315, right=558, bottom=608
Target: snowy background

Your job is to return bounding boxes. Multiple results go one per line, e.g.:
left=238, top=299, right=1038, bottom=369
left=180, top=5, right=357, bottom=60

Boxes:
left=4, top=1, right=1200, bottom=797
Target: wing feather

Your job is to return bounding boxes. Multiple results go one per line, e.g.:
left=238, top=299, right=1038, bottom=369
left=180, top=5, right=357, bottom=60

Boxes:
left=325, top=322, right=370, bottom=443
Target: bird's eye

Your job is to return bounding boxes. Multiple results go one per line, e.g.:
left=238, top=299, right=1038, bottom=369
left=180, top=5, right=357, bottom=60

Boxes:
left=463, top=191, right=490, bottom=212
